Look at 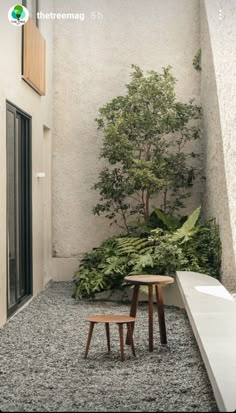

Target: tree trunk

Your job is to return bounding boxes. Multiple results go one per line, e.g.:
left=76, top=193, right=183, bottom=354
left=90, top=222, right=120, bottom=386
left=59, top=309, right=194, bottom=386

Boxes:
left=144, top=191, right=150, bottom=223
left=163, top=190, right=168, bottom=213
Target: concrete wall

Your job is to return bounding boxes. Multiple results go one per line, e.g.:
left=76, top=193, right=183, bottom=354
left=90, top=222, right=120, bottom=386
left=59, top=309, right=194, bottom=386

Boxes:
left=52, top=0, right=201, bottom=280
left=201, top=0, right=236, bottom=291
left=1, top=0, right=235, bottom=324
left=0, top=0, right=54, bottom=327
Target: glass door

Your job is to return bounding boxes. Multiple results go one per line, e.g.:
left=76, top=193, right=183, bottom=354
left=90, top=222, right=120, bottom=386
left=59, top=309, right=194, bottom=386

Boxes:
left=6, top=102, right=32, bottom=316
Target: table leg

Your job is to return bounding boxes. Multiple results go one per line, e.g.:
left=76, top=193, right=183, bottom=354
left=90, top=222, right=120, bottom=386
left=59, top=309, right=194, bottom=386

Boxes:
left=105, top=323, right=111, bottom=352
left=149, top=285, right=154, bottom=352
left=126, top=285, right=140, bottom=345
left=118, top=324, right=125, bottom=362
left=127, top=322, right=136, bottom=357
left=85, top=322, right=95, bottom=359
left=155, top=285, right=167, bottom=345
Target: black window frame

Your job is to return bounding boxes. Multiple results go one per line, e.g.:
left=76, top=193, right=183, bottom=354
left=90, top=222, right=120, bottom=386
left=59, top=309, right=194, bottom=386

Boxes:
left=6, top=101, right=33, bottom=318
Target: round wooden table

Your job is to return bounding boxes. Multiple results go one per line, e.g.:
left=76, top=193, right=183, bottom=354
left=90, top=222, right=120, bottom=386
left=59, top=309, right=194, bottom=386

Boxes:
left=85, top=315, right=136, bottom=361
left=125, top=275, right=174, bottom=352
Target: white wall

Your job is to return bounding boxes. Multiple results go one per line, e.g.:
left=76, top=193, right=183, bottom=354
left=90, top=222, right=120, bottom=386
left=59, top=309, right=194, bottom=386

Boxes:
left=0, top=0, right=54, bottom=327
left=201, top=0, right=236, bottom=291
left=52, top=0, right=201, bottom=280
left=3, top=0, right=235, bottom=319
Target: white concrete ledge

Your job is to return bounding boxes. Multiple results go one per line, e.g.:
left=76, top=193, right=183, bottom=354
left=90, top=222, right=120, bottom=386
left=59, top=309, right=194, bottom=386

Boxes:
left=177, top=271, right=236, bottom=412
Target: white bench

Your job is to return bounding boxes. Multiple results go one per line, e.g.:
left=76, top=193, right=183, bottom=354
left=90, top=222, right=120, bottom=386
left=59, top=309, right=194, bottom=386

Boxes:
left=177, top=271, right=236, bottom=412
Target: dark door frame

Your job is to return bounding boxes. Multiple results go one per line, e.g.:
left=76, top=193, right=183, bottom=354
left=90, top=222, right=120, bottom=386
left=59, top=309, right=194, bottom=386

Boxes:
left=6, top=101, right=33, bottom=318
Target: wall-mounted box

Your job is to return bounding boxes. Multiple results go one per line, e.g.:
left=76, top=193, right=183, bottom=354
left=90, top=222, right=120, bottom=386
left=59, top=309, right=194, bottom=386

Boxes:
left=35, top=172, right=46, bottom=178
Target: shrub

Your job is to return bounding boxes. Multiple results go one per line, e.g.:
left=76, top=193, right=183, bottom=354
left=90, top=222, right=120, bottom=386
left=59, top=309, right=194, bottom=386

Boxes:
left=73, top=208, right=221, bottom=299
left=181, top=220, right=221, bottom=278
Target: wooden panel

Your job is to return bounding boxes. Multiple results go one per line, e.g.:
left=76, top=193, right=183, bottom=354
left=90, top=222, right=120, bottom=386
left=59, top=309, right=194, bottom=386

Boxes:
left=23, top=18, right=46, bottom=96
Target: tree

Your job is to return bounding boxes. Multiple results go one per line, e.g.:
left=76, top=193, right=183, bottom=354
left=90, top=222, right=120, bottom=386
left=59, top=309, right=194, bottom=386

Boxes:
left=93, top=65, right=202, bottom=232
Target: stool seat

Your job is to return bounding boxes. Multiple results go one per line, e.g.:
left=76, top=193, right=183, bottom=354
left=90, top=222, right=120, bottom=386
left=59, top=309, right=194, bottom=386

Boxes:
left=84, top=314, right=136, bottom=361
left=125, top=274, right=174, bottom=351
left=125, top=275, right=174, bottom=285
left=86, top=315, right=136, bottom=324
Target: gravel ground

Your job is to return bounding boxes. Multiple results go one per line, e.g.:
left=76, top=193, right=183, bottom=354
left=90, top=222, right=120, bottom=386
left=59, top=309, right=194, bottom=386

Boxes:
left=0, top=282, right=217, bottom=412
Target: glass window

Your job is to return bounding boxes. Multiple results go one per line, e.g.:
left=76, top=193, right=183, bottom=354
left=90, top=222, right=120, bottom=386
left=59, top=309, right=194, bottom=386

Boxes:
left=6, top=103, right=32, bottom=316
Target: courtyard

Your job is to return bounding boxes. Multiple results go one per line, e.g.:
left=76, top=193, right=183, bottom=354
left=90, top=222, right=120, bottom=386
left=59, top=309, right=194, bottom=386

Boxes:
left=1, top=0, right=236, bottom=411
left=0, top=283, right=217, bottom=412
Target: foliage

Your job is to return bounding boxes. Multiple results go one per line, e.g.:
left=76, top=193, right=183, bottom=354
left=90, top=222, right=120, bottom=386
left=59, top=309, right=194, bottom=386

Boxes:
left=73, top=207, right=221, bottom=299
left=153, top=208, right=179, bottom=231
left=193, top=49, right=202, bottom=71
left=73, top=65, right=219, bottom=300
left=170, top=206, right=201, bottom=242
left=93, top=65, right=202, bottom=232
left=181, top=220, right=221, bottom=277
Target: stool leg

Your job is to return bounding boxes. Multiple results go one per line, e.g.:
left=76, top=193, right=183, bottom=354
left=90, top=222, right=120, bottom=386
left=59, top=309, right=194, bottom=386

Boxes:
left=126, top=285, right=140, bottom=345
left=156, top=285, right=167, bottom=345
left=148, top=285, right=154, bottom=352
left=118, top=324, right=125, bottom=362
left=85, top=322, right=95, bottom=359
left=105, top=323, right=111, bottom=352
left=127, top=323, right=136, bottom=357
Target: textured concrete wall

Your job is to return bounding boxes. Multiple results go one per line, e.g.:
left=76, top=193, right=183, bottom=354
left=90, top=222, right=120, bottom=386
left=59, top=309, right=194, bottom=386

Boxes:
left=52, top=0, right=201, bottom=279
left=0, top=0, right=53, bottom=327
left=201, top=0, right=236, bottom=291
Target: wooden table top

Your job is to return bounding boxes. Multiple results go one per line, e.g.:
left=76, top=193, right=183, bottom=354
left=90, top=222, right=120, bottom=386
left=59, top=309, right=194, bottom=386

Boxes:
left=124, top=275, right=174, bottom=285
left=86, top=315, right=136, bottom=324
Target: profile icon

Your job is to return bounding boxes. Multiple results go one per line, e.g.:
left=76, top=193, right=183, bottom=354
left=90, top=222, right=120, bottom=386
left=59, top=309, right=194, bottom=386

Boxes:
left=8, top=4, right=29, bottom=26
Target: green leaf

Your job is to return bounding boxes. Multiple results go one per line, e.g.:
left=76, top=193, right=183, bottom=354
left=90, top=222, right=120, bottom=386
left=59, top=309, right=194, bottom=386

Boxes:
left=154, top=208, right=178, bottom=230
left=171, top=206, right=201, bottom=242
left=130, top=253, right=154, bottom=273
left=102, top=256, right=127, bottom=275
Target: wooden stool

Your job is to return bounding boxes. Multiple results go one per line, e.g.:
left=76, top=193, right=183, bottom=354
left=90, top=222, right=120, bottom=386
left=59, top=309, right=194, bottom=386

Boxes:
left=85, top=315, right=136, bottom=362
left=125, top=275, right=174, bottom=352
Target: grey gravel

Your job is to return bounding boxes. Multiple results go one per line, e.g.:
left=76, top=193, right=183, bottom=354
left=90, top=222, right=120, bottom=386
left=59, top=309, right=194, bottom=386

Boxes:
left=0, top=282, right=218, bottom=412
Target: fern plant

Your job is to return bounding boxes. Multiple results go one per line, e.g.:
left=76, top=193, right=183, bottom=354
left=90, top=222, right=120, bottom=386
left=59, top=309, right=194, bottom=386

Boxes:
left=73, top=207, right=221, bottom=299
left=116, top=237, right=153, bottom=255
